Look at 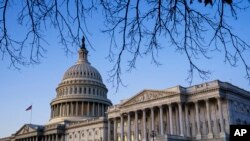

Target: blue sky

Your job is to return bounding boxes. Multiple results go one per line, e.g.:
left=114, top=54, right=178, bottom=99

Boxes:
left=0, top=2, right=250, bottom=138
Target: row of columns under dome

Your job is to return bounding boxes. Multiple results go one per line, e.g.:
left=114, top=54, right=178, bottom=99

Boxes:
left=57, top=86, right=107, bottom=98
left=108, top=97, right=226, bottom=141
left=15, top=134, right=64, bottom=141
left=51, top=101, right=109, bottom=118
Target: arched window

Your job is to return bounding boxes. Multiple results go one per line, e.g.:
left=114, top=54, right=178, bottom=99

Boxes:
left=88, top=88, right=91, bottom=94
left=93, top=89, right=95, bottom=95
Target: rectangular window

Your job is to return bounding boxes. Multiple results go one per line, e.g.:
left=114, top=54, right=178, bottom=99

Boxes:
left=79, top=87, right=82, bottom=94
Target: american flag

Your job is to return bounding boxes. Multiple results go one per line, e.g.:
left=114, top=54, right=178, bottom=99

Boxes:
left=25, top=105, right=32, bottom=111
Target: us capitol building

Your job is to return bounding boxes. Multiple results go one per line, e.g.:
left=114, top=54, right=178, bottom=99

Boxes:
left=1, top=37, right=250, bottom=141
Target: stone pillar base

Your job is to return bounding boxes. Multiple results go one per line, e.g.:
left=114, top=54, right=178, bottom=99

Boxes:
left=220, top=132, right=226, bottom=138
left=207, top=133, right=213, bottom=139
left=196, top=134, right=201, bottom=139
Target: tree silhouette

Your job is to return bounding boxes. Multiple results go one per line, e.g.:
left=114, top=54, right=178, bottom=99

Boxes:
left=0, top=0, right=249, bottom=89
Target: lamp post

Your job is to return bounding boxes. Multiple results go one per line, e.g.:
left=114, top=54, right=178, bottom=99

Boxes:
left=150, top=130, right=156, bottom=141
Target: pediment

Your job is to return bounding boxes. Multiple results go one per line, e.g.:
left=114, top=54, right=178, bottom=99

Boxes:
left=121, top=90, right=174, bottom=107
left=16, top=124, right=38, bottom=135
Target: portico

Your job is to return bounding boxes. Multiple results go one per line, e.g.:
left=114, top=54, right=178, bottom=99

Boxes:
left=107, top=81, right=231, bottom=141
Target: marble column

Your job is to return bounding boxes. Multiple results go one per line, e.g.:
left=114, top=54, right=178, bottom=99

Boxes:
left=102, top=104, right=104, bottom=116
left=114, top=118, right=117, bottom=141
left=178, top=103, right=184, bottom=136
left=93, top=102, right=95, bottom=116
left=82, top=102, right=84, bottom=116
left=67, top=103, right=69, bottom=116
left=54, top=106, right=56, bottom=117
left=159, top=105, right=164, bottom=135
left=165, top=107, right=169, bottom=134
left=108, top=119, right=111, bottom=141
left=151, top=107, right=154, bottom=131
left=71, top=102, right=74, bottom=116
left=58, top=105, right=60, bottom=116
left=217, top=97, right=226, bottom=137
left=135, top=111, right=138, bottom=141
left=195, top=101, right=201, bottom=139
left=61, top=103, right=64, bottom=116
left=142, top=109, right=146, bottom=141
left=121, top=115, right=124, bottom=141
left=60, top=103, right=63, bottom=117
left=51, top=106, right=53, bottom=118
left=169, top=104, right=173, bottom=134
left=98, top=103, right=100, bottom=116
left=87, top=102, right=90, bottom=116
left=128, top=113, right=131, bottom=141
left=76, top=102, right=79, bottom=116
left=54, top=105, right=56, bottom=117
left=185, top=105, right=190, bottom=137
left=205, top=99, right=213, bottom=138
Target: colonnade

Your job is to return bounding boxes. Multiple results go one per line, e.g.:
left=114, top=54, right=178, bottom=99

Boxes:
left=15, top=136, right=38, bottom=141
left=15, top=134, right=64, bottom=141
left=57, top=86, right=107, bottom=98
left=40, top=134, right=63, bottom=141
left=51, top=101, right=108, bottom=118
left=108, top=97, right=226, bottom=141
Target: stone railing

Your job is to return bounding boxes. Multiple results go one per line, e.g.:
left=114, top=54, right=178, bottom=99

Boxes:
left=107, top=105, right=120, bottom=112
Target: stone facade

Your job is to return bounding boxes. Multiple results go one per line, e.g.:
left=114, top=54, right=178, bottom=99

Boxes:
left=107, top=80, right=250, bottom=141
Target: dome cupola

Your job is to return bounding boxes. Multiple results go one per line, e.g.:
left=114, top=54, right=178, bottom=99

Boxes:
left=49, top=36, right=112, bottom=124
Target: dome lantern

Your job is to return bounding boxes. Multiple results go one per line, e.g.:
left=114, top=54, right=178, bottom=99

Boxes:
left=77, top=36, right=89, bottom=64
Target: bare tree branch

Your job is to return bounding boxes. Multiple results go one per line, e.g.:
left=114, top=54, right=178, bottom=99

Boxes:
left=0, top=0, right=249, bottom=90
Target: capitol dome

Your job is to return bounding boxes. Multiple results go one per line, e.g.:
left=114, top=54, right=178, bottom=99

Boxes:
left=49, top=37, right=112, bottom=124
left=62, top=63, right=103, bottom=83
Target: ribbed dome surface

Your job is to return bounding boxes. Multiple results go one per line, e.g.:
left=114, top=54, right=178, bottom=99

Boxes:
left=62, top=63, right=103, bottom=82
